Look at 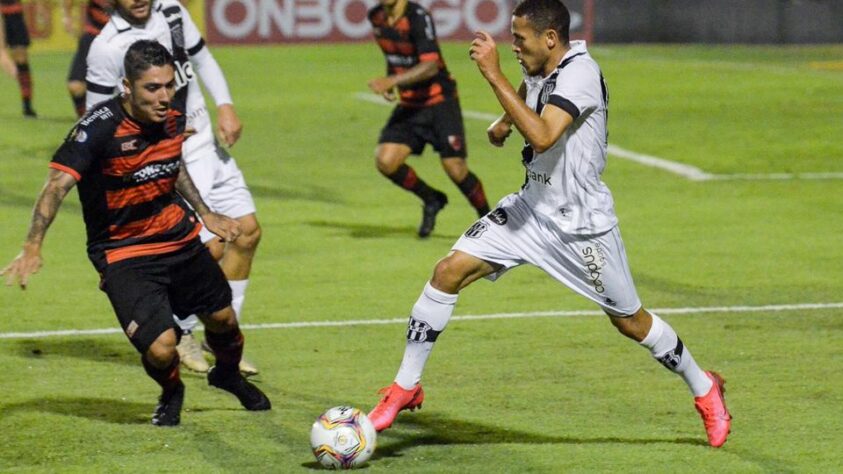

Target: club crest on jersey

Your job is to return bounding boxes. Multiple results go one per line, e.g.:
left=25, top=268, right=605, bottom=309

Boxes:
left=541, top=81, right=554, bottom=106
left=75, top=130, right=88, bottom=143
left=487, top=208, right=508, bottom=225
left=448, top=135, right=463, bottom=151
left=464, top=220, right=488, bottom=239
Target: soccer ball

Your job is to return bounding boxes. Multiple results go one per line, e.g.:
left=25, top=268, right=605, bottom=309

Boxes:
left=310, top=406, right=377, bottom=469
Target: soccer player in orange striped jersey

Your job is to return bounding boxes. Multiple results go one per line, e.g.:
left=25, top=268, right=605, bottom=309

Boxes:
left=63, top=0, right=112, bottom=116
left=368, top=0, right=490, bottom=238
left=2, top=40, right=271, bottom=426
left=1, top=0, right=35, bottom=116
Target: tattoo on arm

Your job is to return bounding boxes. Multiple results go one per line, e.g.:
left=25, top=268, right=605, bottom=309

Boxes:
left=25, top=170, right=76, bottom=246
left=175, top=161, right=211, bottom=216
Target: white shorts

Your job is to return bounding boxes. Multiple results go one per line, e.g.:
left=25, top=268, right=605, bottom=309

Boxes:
left=452, top=194, right=642, bottom=316
left=185, top=143, right=256, bottom=244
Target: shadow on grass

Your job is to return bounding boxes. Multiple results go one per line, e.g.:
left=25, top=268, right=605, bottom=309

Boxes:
left=249, top=184, right=346, bottom=205
left=9, top=337, right=137, bottom=367
left=299, top=413, right=706, bottom=469
left=307, top=220, right=455, bottom=240
left=3, top=396, right=150, bottom=425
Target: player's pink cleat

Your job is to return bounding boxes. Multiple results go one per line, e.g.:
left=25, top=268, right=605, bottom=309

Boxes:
left=694, top=371, right=732, bottom=447
left=368, top=382, right=425, bottom=431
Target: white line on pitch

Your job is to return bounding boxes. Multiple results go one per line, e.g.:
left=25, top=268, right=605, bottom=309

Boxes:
left=2, top=301, right=842, bottom=340
left=353, top=92, right=842, bottom=181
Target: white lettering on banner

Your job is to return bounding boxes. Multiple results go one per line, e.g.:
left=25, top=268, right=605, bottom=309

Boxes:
left=205, top=0, right=585, bottom=44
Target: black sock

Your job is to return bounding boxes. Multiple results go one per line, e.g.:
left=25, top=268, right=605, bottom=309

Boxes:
left=456, top=171, right=490, bottom=215
left=387, top=164, right=440, bottom=203
left=142, top=354, right=181, bottom=393
left=205, top=327, right=244, bottom=373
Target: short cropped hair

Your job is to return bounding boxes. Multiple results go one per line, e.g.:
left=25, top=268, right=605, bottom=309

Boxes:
left=123, top=40, right=175, bottom=82
left=513, top=0, right=571, bottom=42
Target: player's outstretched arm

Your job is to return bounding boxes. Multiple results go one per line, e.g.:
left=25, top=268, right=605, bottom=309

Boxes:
left=368, top=61, right=438, bottom=101
left=175, top=161, right=241, bottom=243
left=470, top=32, right=571, bottom=153
left=2, top=169, right=77, bottom=289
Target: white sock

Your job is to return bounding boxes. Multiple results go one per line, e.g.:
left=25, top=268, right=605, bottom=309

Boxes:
left=176, top=314, right=199, bottom=334
left=640, top=313, right=713, bottom=397
left=394, top=282, right=458, bottom=390
left=229, top=279, right=249, bottom=322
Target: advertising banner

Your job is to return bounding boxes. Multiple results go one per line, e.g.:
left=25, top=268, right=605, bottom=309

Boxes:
left=204, top=0, right=593, bottom=45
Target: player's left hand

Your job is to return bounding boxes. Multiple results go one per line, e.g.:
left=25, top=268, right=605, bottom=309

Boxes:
left=201, top=212, right=242, bottom=243
left=216, top=104, right=242, bottom=148
left=0, top=50, right=17, bottom=78
left=368, top=76, right=398, bottom=101
left=470, top=31, right=502, bottom=81
left=1, top=248, right=43, bottom=290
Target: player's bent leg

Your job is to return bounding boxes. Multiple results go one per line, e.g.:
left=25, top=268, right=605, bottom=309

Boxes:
left=609, top=307, right=731, bottom=447
left=200, top=308, right=271, bottom=411
left=370, top=252, right=495, bottom=431
left=11, top=47, right=35, bottom=117
left=376, top=143, right=448, bottom=237
left=142, top=329, right=185, bottom=427
left=441, top=157, right=490, bottom=217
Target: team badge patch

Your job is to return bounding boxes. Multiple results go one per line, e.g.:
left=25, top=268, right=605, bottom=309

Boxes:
left=464, top=220, right=488, bottom=239
left=125, top=320, right=139, bottom=338
left=406, top=317, right=441, bottom=342
left=447, top=135, right=463, bottom=151
left=487, top=208, right=508, bottom=225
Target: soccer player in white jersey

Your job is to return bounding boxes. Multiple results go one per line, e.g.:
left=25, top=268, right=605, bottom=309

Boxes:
left=85, top=0, right=261, bottom=375
left=368, top=0, right=731, bottom=448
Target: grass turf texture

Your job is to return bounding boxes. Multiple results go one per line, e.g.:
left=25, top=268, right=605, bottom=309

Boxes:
left=1, top=43, right=842, bottom=472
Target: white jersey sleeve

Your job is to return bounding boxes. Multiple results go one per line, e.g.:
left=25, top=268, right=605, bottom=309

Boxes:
left=549, top=59, right=602, bottom=122
left=178, top=1, right=233, bottom=106
left=85, top=37, right=123, bottom=110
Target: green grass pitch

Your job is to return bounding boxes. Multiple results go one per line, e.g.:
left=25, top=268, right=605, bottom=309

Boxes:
left=1, top=43, right=842, bottom=472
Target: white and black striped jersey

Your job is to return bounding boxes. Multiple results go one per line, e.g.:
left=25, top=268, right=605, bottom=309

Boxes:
left=520, top=40, right=615, bottom=235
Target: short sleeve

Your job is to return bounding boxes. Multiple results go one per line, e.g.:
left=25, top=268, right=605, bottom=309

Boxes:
left=409, top=7, right=441, bottom=60
left=50, top=108, right=114, bottom=181
left=85, top=39, right=122, bottom=109
left=548, top=60, right=602, bottom=120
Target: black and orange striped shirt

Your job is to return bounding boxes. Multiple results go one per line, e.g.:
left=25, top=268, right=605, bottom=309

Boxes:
left=84, top=0, right=111, bottom=35
left=0, top=0, right=22, bottom=15
left=51, top=97, right=200, bottom=272
left=369, top=1, right=456, bottom=108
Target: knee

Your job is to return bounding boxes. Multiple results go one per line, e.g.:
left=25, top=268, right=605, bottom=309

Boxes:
left=234, top=218, right=261, bottom=252
left=430, top=257, right=465, bottom=294
left=205, top=238, right=225, bottom=261
left=442, top=159, right=468, bottom=182
left=202, top=307, right=238, bottom=333
left=375, top=151, right=400, bottom=176
left=608, top=307, right=651, bottom=342
left=146, top=330, right=178, bottom=368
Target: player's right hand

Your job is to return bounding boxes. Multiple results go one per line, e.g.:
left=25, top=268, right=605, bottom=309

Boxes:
left=201, top=212, right=242, bottom=243
left=487, top=117, right=513, bottom=147
left=1, top=250, right=43, bottom=290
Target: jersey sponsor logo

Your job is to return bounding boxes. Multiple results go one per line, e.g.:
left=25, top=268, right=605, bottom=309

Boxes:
left=386, top=53, right=416, bottom=66
left=121, top=139, right=138, bottom=152
left=487, top=208, right=507, bottom=225
left=80, top=106, right=115, bottom=126
left=127, top=160, right=180, bottom=184
left=526, top=169, right=552, bottom=186
left=464, top=220, right=488, bottom=239
left=582, top=245, right=606, bottom=294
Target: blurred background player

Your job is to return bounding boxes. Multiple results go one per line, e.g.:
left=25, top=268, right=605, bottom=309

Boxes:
left=85, top=0, right=262, bottom=375
left=369, top=0, right=731, bottom=448
left=367, top=0, right=490, bottom=238
left=1, top=0, right=35, bottom=116
left=1, top=40, right=270, bottom=426
left=0, top=12, right=17, bottom=77
left=62, top=0, right=111, bottom=117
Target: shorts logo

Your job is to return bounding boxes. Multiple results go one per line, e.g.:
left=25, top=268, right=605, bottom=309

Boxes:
left=582, top=245, right=605, bottom=294
left=125, top=320, right=139, bottom=338
left=406, top=317, right=440, bottom=343
left=464, top=220, right=488, bottom=239
left=487, top=208, right=508, bottom=225
left=448, top=135, right=463, bottom=151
